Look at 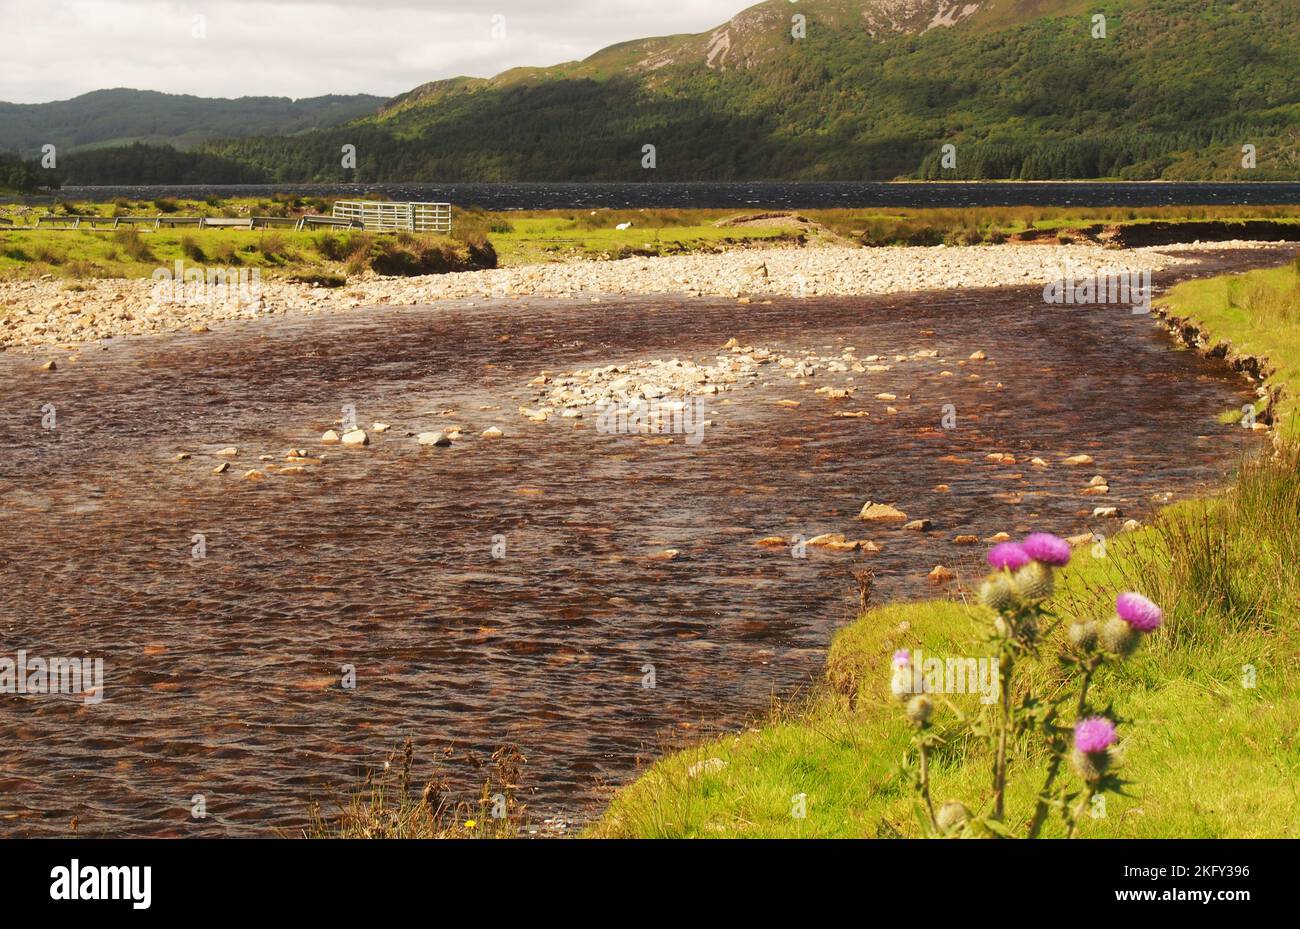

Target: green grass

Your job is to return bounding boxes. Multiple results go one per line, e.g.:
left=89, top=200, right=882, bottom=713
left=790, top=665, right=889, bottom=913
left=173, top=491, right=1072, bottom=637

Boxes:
left=805, top=205, right=1300, bottom=246
left=4, top=199, right=1297, bottom=280
left=0, top=226, right=495, bottom=281
left=480, top=214, right=800, bottom=265
left=0, top=199, right=805, bottom=279
left=303, top=740, right=526, bottom=839
left=592, top=262, right=1300, bottom=839
left=1159, top=258, right=1300, bottom=436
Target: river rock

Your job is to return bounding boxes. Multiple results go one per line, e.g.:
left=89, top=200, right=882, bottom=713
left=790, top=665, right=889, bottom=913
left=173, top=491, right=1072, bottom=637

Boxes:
left=341, top=429, right=369, bottom=447
left=482, top=427, right=504, bottom=439
left=418, top=432, right=452, bottom=447
left=859, top=502, right=908, bottom=522
left=321, top=430, right=341, bottom=444
left=928, top=565, right=957, bottom=582
left=215, top=447, right=238, bottom=458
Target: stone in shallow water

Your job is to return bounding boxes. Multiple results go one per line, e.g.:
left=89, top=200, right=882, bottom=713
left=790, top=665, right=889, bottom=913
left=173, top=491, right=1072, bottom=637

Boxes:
left=341, top=429, right=369, bottom=447
left=418, top=432, right=452, bottom=447
left=859, top=502, right=908, bottom=522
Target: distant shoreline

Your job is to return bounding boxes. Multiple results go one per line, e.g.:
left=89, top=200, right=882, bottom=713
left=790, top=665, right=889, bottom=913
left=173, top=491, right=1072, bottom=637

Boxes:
left=21, top=181, right=1300, bottom=212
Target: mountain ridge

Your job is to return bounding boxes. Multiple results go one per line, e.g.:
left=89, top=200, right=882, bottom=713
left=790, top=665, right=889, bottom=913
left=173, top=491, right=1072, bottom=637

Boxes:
left=15, top=0, right=1300, bottom=184
left=0, top=88, right=388, bottom=155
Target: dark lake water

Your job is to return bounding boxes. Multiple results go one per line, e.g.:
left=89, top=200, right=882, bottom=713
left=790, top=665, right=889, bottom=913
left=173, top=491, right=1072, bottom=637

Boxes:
left=51, top=181, right=1300, bottom=211
left=0, top=248, right=1289, bottom=837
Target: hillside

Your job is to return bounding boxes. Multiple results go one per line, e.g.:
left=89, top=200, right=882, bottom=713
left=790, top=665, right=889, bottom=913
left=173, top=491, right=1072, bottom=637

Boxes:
left=195, top=0, right=1300, bottom=183
left=21, top=0, right=1300, bottom=184
left=0, top=88, right=387, bottom=154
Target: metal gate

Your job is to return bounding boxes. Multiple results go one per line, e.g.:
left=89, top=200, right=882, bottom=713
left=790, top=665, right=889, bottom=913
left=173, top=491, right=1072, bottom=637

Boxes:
left=331, top=201, right=452, bottom=234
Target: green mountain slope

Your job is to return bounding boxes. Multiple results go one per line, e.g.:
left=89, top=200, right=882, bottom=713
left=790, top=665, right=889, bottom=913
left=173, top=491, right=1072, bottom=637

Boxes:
left=91, top=0, right=1300, bottom=181
left=0, top=88, right=387, bottom=155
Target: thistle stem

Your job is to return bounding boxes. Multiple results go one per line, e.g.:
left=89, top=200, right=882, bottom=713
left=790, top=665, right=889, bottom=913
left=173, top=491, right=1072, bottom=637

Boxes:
left=993, top=648, right=1013, bottom=820
left=919, top=739, right=939, bottom=834
left=1027, top=663, right=1097, bottom=839
left=1066, top=788, right=1095, bottom=839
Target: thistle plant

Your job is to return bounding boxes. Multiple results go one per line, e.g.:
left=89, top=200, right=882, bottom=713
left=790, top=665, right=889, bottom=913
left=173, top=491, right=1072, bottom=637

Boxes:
left=895, top=533, right=1164, bottom=838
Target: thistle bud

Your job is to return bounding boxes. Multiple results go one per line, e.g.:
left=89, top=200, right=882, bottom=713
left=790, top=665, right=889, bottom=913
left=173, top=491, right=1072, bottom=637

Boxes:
left=905, top=694, right=933, bottom=727
left=1069, top=620, right=1100, bottom=652
left=1070, top=747, right=1111, bottom=783
left=1100, top=614, right=1139, bottom=657
left=978, top=574, right=1017, bottom=612
left=1012, top=560, right=1055, bottom=603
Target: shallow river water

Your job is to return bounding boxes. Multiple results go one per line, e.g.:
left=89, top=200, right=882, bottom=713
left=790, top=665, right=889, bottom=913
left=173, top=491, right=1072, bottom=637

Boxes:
left=0, top=248, right=1290, bottom=836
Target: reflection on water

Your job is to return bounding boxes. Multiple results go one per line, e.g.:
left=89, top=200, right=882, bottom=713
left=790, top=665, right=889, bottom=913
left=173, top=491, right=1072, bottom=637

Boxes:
left=0, top=249, right=1287, bottom=836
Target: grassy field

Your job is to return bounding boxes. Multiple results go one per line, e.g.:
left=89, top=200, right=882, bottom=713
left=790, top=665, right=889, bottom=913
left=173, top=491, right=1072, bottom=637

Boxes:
left=804, top=204, right=1300, bottom=246
left=4, top=197, right=1299, bottom=281
left=0, top=198, right=805, bottom=279
left=464, top=213, right=801, bottom=265
left=591, top=262, right=1300, bottom=839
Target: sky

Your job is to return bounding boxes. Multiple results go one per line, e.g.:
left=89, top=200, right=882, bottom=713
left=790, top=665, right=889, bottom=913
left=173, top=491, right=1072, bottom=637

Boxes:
left=1, top=0, right=750, bottom=104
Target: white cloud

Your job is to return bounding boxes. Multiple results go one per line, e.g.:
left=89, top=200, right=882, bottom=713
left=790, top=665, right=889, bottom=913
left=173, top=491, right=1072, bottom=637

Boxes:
left=0, top=0, right=750, bottom=103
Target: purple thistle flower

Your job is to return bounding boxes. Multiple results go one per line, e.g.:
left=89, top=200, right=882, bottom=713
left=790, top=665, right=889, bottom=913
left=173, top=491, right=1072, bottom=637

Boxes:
left=1116, top=592, right=1163, bottom=632
left=1074, top=717, right=1118, bottom=755
left=987, top=542, right=1031, bottom=571
left=1022, top=532, right=1072, bottom=567
left=892, top=649, right=910, bottom=669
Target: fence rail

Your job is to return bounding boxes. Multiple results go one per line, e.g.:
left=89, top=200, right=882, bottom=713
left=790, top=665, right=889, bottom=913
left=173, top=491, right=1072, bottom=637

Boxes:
left=332, top=200, right=452, bottom=234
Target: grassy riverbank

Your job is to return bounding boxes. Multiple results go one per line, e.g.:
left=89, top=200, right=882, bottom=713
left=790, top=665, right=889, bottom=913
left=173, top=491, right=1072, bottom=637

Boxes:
left=1158, top=257, right=1300, bottom=435
left=591, top=262, right=1300, bottom=839
left=3, top=198, right=1298, bottom=282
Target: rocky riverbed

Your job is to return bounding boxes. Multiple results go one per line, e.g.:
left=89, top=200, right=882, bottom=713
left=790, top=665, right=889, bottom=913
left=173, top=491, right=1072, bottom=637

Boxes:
left=0, top=246, right=1286, bottom=836
left=0, top=241, right=1278, bottom=351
